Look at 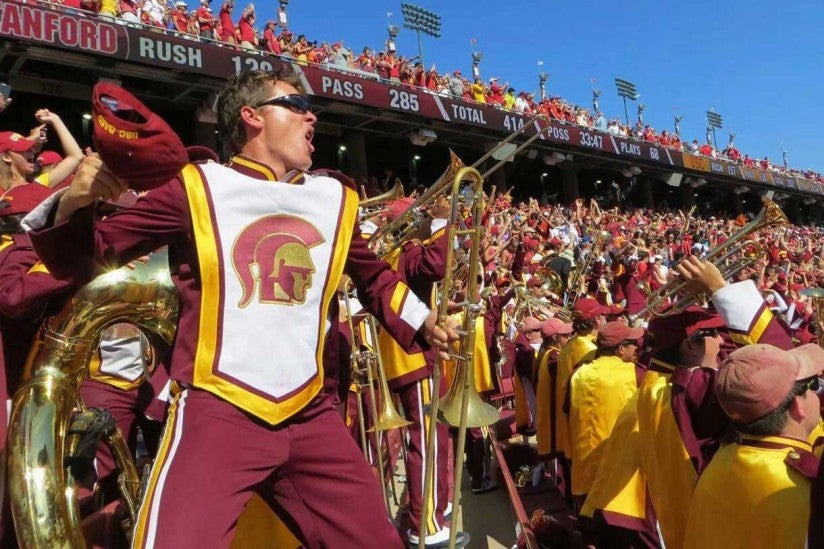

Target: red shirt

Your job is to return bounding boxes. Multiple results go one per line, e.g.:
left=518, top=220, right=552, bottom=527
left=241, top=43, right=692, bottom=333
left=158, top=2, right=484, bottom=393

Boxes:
left=196, top=6, right=215, bottom=31
left=238, top=18, right=255, bottom=43
left=119, top=0, right=136, bottom=13
left=171, top=10, right=188, bottom=32
left=699, top=144, right=713, bottom=156
left=219, top=4, right=235, bottom=35
left=263, top=28, right=280, bottom=54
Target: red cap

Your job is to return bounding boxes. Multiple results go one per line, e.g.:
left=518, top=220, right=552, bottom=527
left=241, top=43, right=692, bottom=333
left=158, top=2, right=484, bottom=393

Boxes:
left=521, top=316, right=543, bottom=333
left=495, top=276, right=511, bottom=287
left=573, top=297, right=609, bottom=321
left=92, top=82, right=188, bottom=191
left=0, top=132, right=37, bottom=154
left=36, top=150, right=63, bottom=166
left=790, top=283, right=804, bottom=293
left=716, top=343, right=824, bottom=423
left=386, top=197, right=415, bottom=222
left=647, top=306, right=725, bottom=355
left=542, top=317, right=573, bottom=338
left=597, top=321, right=644, bottom=347
left=526, top=276, right=543, bottom=288
left=0, top=183, right=55, bottom=217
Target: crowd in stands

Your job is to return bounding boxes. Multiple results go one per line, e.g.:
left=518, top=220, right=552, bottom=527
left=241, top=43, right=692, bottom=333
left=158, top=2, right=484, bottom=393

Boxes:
left=27, top=0, right=824, bottom=184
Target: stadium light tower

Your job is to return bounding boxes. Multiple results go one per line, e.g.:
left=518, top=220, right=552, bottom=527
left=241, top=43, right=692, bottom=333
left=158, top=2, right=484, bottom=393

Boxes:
left=538, top=71, right=548, bottom=100
left=706, top=107, right=723, bottom=151
left=614, top=78, right=639, bottom=126
left=400, top=3, right=442, bottom=69
left=277, top=0, right=289, bottom=28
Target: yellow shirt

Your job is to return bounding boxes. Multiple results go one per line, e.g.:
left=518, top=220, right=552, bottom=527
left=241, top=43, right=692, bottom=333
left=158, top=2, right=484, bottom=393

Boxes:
left=471, top=83, right=487, bottom=103
left=685, top=435, right=815, bottom=549
left=555, top=334, right=596, bottom=458
left=568, top=354, right=638, bottom=496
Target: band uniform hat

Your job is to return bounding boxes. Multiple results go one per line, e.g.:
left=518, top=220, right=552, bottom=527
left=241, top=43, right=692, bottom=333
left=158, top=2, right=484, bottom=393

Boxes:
left=0, top=132, right=38, bottom=154
left=0, top=183, right=55, bottom=217
left=36, top=150, right=63, bottom=166
left=92, top=82, right=188, bottom=191
left=597, top=321, right=644, bottom=348
left=542, top=317, right=573, bottom=338
left=573, top=297, right=610, bottom=321
left=521, top=316, right=543, bottom=333
left=647, top=305, right=725, bottom=356
left=716, top=343, right=824, bottom=423
left=386, top=197, right=415, bottom=222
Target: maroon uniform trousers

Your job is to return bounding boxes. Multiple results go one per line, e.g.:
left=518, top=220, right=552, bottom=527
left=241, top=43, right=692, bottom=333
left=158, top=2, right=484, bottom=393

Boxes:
left=396, top=375, right=449, bottom=536
left=135, top=388, right=403, bottom=549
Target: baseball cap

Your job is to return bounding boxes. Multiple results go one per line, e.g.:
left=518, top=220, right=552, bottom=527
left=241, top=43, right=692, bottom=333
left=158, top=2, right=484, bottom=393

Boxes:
left=0, top=183, right=55, bottom=217
left=597, top=321, right=644, bottom=348
left=573, top=297, right=609, bottom=321
left=716, top=343, right=824, bottom=423
left=386, top=197, right=415, bottom=222
left=92, top=82, right=188, bottom=191
left=36, top=150, right=63, bottom=166
left=647, top=306, right=725, bottom=355
left=0, top=132, right=37, bottom=154
left=521, top=316, right=543, bottom=333
left=542, top=317, right=573, bottom=338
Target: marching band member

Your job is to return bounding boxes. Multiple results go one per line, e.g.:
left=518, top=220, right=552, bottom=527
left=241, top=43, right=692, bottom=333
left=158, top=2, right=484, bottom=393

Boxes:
left=534, top=317, right=573, bottom=461
left=513, top=316, right=542, bottom=435
left=372, top=196, right=471, bottom=548
left=566, top=321, right=644, bottom=506
left=553, top=297, right=607, bottom=502
left=685, top=344, right=823, bottom=548
left=24, top=72, right=456, bottom=548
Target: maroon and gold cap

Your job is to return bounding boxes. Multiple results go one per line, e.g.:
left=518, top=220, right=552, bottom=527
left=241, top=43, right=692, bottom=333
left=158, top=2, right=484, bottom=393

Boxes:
left=92, top=82, right=188, bottom=191
left=0, top=183, right=55, bottom=217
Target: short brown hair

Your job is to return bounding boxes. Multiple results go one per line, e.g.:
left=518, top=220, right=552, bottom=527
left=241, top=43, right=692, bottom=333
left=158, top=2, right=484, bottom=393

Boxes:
left=216, top=68, right=303, bottom=156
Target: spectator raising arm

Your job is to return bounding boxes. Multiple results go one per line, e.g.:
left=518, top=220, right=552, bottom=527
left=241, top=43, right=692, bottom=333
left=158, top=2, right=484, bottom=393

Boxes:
left=33, top=109, right=84, bottom=188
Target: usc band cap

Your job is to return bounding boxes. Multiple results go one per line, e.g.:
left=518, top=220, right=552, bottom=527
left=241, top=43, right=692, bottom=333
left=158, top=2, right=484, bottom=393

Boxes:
left=0, top=183, right=55, bottom=217
left=0, top=132, right=38, bottom=154
left=597, top=321, right=644, bottom=348
left=716, top=343, right=824, bottom=423
left=647, top=306, right=725, bottom=355
left=92, top=82, right=188, bottom=191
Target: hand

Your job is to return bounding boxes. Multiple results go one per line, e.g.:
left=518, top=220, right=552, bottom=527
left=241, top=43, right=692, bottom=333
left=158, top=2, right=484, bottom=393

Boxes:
left=56, top=156, right=128, bottom=223
left=421, top=311, right=459, bottom=361
left=428, top=196, right=450, bottom=220
left=35, top=108, right=60, bottom=125
left=28, top=124, right=47, bottom=144
left=0, top=95, right=11, bottom=113
left=675, top=255, right=726, bottom=296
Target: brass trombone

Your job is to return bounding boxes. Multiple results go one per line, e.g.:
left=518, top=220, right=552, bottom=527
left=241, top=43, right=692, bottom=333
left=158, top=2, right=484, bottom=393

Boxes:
left=341, top=286, right=409, bottom=512
left=371, top=115, right=553, bottom=259
left=419, top=165, right=500, bottom=549
left=630, top=197, right=788, bottom=321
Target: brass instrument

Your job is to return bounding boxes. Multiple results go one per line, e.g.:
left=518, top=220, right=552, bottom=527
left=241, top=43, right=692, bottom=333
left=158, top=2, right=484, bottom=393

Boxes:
left=358, top=180, right=405, bottom=220
left=800, top=287, right=824, bottom=347
left=566, top=229, right=613, bottom=309
left=341, top=287, right=409, bottom=512
left=372, top=114, right=554, bottom=259
left=8, top=249, right=178, bottom=547
left=419, top=165, right=500, bottom=549
left=631, top=197, right=788, bottom=321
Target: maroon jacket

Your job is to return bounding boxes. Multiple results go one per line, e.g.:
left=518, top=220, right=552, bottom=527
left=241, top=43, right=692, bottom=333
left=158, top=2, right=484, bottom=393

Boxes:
left=29, top=158, right=428, bottom=416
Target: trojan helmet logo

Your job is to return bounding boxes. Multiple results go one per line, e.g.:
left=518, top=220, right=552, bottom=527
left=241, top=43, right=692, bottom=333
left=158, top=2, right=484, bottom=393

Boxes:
left=233, top=215, right=325, bottom=308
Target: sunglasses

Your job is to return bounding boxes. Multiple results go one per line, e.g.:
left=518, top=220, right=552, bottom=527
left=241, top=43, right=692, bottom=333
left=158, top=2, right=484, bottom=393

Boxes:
left=691, top=328, right=720, bottom=339
left=803, top=376, right=824, bottom=395
left=254, top=94, right=311, bottom=115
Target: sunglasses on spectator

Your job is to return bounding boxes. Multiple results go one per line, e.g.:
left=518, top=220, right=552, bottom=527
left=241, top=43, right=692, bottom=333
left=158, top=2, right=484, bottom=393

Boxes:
left=254, top=94, right=311, bottom=115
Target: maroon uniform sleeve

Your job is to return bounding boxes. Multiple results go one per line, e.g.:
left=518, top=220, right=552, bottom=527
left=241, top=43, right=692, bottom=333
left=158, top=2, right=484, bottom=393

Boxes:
left=0, top=234, right=75, bottom=318
left=401, top=230, right=448, bottom=283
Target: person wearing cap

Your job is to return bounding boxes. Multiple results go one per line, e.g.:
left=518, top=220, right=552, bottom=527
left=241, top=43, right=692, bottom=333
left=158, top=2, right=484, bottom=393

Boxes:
left=196, top=0, right=218, bottom=40
left=567, top=321, right=644, bottom=505
left=369, top=196, right=470, bottom=548
left=236, top=4, right=259, bottom=51
left=171, top=1, right=190, bottom=32
left=448, top=70, right=463, bottom=97
left=261, top=19, right=280, bottom=54
left=513, top=316, right=543, bottom=435
left=1, top=109, right=82, bottom=191
left=685, top=343, right=823, bottom=548
left=25, top=71, right=456, bottom=548
left=535, top=317, right=573, bottom=461
left=552, top=297, right=608, bottom=504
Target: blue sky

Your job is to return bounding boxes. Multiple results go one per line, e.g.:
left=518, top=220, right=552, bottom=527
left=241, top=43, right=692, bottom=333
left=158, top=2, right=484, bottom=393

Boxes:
left=273, top=0, right=824, bottom=172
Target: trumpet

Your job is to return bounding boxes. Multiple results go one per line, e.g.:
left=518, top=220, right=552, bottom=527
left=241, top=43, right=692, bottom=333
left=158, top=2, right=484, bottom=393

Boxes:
left=631, top=197, right=788, bottom=321
left=358, top=180, right=405, bottom=220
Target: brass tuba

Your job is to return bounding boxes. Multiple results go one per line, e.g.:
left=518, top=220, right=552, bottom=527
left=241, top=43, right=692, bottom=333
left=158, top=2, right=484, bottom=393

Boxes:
left=7, top=249, right=178, bottom=548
